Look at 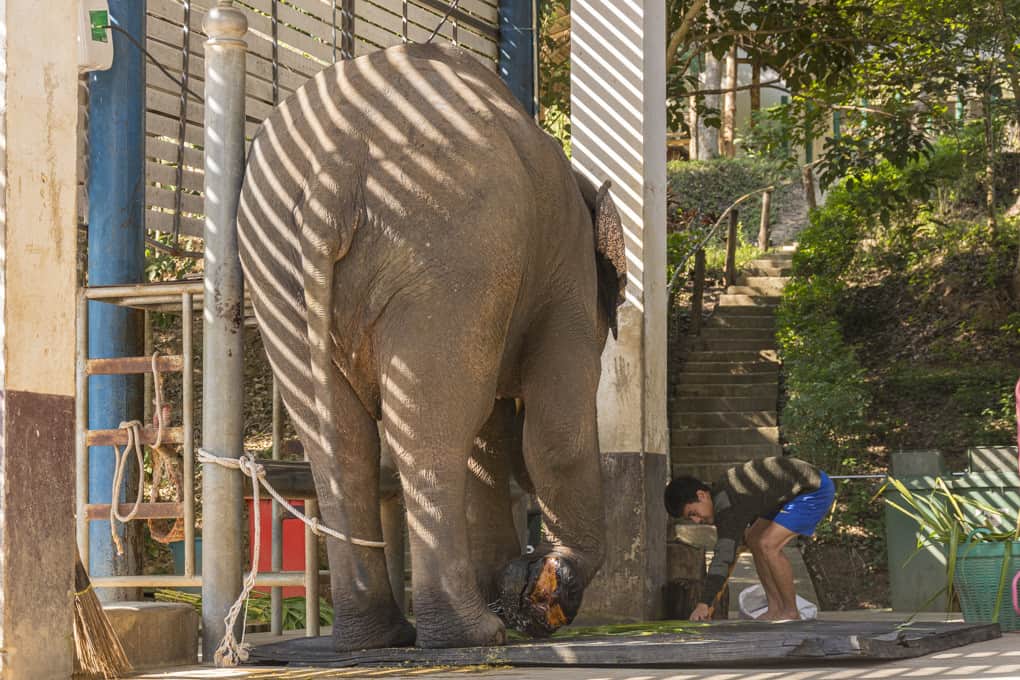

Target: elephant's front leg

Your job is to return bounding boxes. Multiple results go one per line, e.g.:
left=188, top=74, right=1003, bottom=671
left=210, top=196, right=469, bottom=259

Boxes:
left=466, top=399, right=525, bottom=605
left=498, top=335, right=606, bottom=637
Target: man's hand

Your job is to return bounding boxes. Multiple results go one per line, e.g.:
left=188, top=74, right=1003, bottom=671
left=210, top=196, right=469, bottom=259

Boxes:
left=689, top=603, right=711, bottom=621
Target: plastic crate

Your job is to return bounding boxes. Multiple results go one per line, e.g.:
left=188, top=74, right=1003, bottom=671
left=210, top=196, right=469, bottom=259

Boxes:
left=954, top=541, right=1020, bottom=632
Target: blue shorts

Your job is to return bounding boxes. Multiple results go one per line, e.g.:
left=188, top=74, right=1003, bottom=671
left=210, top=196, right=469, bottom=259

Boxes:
left=765, top=472, right=835, bottom=536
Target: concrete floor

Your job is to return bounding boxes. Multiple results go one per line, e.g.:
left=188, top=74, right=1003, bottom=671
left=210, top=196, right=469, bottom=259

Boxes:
left=134, top=614, right=1020, bottom=680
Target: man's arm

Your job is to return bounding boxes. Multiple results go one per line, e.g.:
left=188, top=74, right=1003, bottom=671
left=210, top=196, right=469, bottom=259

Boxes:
left=699, top=533, right=738, bottom=608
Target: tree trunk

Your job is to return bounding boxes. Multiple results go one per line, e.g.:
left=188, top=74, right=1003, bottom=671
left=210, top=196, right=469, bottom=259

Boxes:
left=721, top=46, right=738, bottom=157
left=688, top=95, right=699, bottom=160
left=750, top=59, right=761, bottom=119
left=697, top=52, right=722, bottom=160
left=983, top=92, right=998, bottom=236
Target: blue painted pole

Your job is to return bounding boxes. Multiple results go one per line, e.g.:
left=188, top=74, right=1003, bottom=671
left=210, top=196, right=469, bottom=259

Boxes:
left=498, top=0, right=536, bottom=117
left=86, top=0, right=147, bottom=598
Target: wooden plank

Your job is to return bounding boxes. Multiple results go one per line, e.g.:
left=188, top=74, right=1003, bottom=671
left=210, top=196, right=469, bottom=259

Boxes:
left=408, top=0, right=496, bottom=38
left=85, top=502, right=185, bottom=521
left=249, top=621, right=1002, bottom=667
left=87, top=355, right=185, bottom=376
left=146, top=210, right=205, bottom=238
left=146, top=183, right=204, bottom=217
left=87, top=426, right=185, bottom=447
left=404, top=5, right=496, bottom=58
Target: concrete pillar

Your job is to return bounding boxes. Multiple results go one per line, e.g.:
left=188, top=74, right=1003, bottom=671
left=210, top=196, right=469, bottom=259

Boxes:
left=570, top=0, right=668, bottom=622
left=0, top=2, right=80, bottom=677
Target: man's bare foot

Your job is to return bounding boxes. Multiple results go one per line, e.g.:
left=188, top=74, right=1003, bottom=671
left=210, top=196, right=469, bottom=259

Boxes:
left=760, top=609, right=800, bottom=621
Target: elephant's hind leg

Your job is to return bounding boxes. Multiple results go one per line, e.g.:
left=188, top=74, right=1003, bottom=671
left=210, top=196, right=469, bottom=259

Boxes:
left=378, top=329, right=508, bottom=649
left=263, top=325, right=415, bottom=651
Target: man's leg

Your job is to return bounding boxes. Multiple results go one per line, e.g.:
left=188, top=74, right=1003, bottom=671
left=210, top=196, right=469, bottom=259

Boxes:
left=745, top=519, right=780, bottom=617
left=746, top=519, right=799, bottom=620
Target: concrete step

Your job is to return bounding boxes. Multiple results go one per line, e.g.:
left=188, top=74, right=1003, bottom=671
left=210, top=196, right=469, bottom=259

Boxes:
left=711, top=304, right=779, bottom=317
left=672, top=426, right=780, bottom=447
left=718, top=294, right=781, bottom=307
left=99, top=602, right=199, bottom=671
left=706, top=314, right=776, bottom=330
left=671, top=443, right=783, bottom=462
left=725, top=285, right=785, bottom=298
left=690, top=338, right=777, bottom=352
left=684, top=349, right=779, bottom=363
left=673, top=395, right=778, bottom=412
left=699, top=328, right=777, bottom=342
left=675, top=383, right=777, bottom=398
left=682, top=359, right=779, bottom=373
left=744, top=262, right=792, bottom=277
left=670, top=410, right=777, bottom=428
left=740, top=275, right=789, bottom=290
left=680, top=371, right=778, bottom=385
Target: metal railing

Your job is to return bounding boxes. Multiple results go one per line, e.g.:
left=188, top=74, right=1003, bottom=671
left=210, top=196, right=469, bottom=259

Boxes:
left=75, top=281, right=319, bottom=636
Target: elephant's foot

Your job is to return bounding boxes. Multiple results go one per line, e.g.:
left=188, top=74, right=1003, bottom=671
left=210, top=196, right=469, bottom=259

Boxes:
left=496, top=553, right=583, bottom=638
left=415, top=608, right=507, bottom=649
left=332, top=612, right=416, bottom=651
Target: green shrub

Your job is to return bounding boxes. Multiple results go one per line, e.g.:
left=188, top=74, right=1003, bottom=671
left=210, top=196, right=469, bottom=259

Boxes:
left=666, top=157, right=792, bottom=286
left=667, top=158, right=781, bottom=242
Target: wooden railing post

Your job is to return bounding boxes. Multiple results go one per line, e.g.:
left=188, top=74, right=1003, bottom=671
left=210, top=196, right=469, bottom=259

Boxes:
left=725, top=209, right=739, bottom=287
left=758, top=189, right=772, bottom=252
left=691, top=248, right=706, bottom=336
left=802, top=164, right=817, bottom=212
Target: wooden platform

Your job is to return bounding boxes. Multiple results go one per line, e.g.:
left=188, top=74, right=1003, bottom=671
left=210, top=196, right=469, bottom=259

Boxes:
left=249, top=620, right=1001, bottom=668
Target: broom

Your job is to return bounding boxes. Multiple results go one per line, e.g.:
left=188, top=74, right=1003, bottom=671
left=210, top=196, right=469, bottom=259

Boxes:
left=73, top=547, right=132, bottom=679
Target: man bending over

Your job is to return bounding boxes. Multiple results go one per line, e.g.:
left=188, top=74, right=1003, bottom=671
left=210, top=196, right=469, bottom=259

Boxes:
left=664, top=457, right=835, bottom=621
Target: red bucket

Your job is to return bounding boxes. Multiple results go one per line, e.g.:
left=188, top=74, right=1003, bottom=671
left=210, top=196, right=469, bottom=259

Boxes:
left=247, top=498, right=308, bottom=598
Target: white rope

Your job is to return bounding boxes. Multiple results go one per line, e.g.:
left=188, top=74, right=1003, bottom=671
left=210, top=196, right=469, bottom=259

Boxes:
left=110, top=421, right=145, bottom=556
left=196, top=448, right=386, bottom=666
left=109, top=353, right=169, bottom=556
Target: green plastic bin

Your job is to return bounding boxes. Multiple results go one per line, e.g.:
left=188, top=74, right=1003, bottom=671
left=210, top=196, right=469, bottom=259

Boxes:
left=885, top=451, right=1020, bottom=612
left=954, top=541, right=1020, bottom=631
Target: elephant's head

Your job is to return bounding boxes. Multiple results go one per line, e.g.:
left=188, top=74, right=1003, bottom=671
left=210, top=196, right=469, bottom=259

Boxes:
left=574, top=172, right=627, bottom=340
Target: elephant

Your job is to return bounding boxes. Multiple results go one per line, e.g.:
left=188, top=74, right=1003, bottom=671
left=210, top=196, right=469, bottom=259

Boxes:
left=237, top=42, right=626, bottom=650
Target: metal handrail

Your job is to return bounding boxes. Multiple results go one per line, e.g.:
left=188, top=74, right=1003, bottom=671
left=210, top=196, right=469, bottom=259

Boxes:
left=666, top=183, right=778, bottom=298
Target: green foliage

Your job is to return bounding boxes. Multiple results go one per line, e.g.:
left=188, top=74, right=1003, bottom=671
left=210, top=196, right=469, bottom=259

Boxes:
left=665, top=157, right=788, bottom=287
left=537, top=0, right=570, bottom=151
left=777, top=171, right=877, bottom=470
left=145, top=231, right=200, bottom=282
left=155, top=588, right=334, bottom=630
left=667, top=157, right=786, bottom=242
left=777, top=286, right=871, bottom=471
left=738, top=105, right=800, bottom=168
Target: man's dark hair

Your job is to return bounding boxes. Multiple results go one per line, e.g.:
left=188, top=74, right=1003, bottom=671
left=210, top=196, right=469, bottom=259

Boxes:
left=664, top=476, right=711, bottom=517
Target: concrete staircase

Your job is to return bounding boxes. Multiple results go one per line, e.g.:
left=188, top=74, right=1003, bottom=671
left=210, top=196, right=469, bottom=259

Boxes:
left=668, top=246, right=821, bottom=615
left=670, top=247, right=793, bottom=483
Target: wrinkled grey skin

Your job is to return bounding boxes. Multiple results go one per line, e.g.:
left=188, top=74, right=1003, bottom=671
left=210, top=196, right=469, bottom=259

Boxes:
left=237, top=43, right=626, bottom=650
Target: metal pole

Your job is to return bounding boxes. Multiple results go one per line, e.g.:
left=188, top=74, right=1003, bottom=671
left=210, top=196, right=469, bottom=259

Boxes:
left=183, top=293, right=196, bottom=577
left=498, top=0, right=537, bottom=116
left=271, top=379, right=283, bottom=635
left=304, top=448, right=320, bottom=639
left=86, top=0, right=147, bottom=600
left=76, top=294, right=90, bottom=571
left=691, top=249, right=706, bottom=336
left=725, top=209, right=739, bottom=287
left=758, top=189, right=772, bottom=252
left=200, top=1, right=248, bottom=661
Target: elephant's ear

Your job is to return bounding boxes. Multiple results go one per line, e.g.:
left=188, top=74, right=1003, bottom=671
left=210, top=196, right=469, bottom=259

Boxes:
left=592, top=180, right=627, bottom=339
